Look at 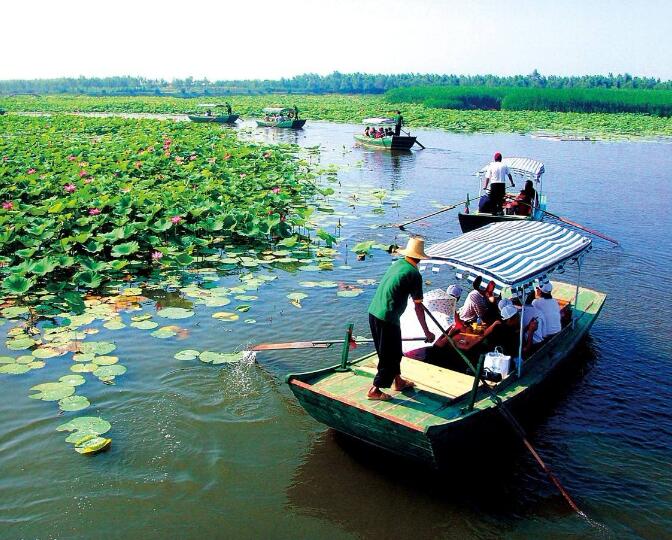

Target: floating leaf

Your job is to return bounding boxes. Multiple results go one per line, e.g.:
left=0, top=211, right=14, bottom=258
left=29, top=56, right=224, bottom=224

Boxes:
left=32, top=347, right=63, bottom=359
left=337, top=288, right=364, bottom=298
left=150, top=326, right=177, bottom=338
left=287, top=292, right=308, bottom=301
left=6, top=337, right=36, bottom=350
left=0, top=363, right=30, bottom=374
left=71, top=363, right=98, bottom=373
left=111, top=241, right=139, bottom=258
left=199, top=351, right=242, bottom=364
left=244, top=319, right=256, bottom=324
left=235, top=305, right=251, bottom=312
left=74, top=436, right=111, bottom=455
left=79, top=341, right=116, bottom=355
left=72, top=353, right=96, bottom=363
left=156, top=307, right=194, bottom=319
left=59, top=374, right=86, bottom=386
left=103, top=320, right=126, bottom=330
left=93, top=355, right=118, bottom=365
left=174, top=349, right=199, bottom=361
left=59, top=395, right=90, bottom=412
left=57, top=416, right=111, bottom=435
left=212, top=312, right=239, bottom=321
left=131, top=320, right=158, bottom=330
left=2, top=275, right=34, bottom=295
left=93, top=364, right=127, bottom=377
left=234, top=295, right=258, bottom=301
left=30, top=383, right=75, bottom=401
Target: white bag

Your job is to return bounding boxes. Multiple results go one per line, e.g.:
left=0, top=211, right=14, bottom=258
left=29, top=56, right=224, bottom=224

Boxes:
left=484, top=347, right=511, bottom=378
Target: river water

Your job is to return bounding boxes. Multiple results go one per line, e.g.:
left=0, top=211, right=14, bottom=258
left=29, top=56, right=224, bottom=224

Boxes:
left=1, top=120, right=671, bottom=539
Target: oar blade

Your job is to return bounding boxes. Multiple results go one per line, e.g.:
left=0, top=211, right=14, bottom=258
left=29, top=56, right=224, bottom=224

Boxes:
left=250, top=341, right=332, bottom=351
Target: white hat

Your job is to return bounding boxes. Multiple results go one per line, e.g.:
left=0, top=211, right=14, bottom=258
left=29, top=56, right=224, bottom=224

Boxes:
left=500, top=304, right=518, bottom=321
left=397, top=237, right=428, bottom=260
left=498, top=298, right=512, bottom=311
left=446, top=285, right=462, bottom=299
left=539, top=282, right=553, bottom=294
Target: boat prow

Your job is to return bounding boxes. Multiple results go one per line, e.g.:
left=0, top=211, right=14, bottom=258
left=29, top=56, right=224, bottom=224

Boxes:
left=354, top=134, right=416, bottom=151
left=188, top=114, right=239, bottom=124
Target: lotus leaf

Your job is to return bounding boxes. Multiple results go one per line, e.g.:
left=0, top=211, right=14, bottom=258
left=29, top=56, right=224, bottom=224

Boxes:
left=235, top=295, right=258, bottom=301
left=150, top=326, right=177, bottom=338
left=17, top=355, right=36, bottom=364
left=93, top=355, right=119, bottom=365
left=174, top=349, right=200, bottom=361
left=2, top=275, right=34, bottom=295
left=287, top=292, right=308, bottom=301
left=235, top=305, right=251, bottom=312
left=203, top=297, right=231, bottom=307
left=93, top=364, right=127, bottom=377
left=28, top=361, right=46, bottom=369
left=32, top=347, right=63, bottom=359
left=30, top=383, right=75, bottom=401
left=74, top=436, right=112, bottom=455
left=103, top=320, right=126, bottom=330
left=59, top=395, right=90, bottom=412
left=0, top=364, right=31, bottom=374
left=6, top=337, right=36, bottom=350
left=59, top=374, right=86, bottom=386
left=337, top=289, right=364, bottom=298
left=199, top=351, right=241, bottom=364
left=156, top=307, right=194, bottom=319
left=57, top=416, right=111, bottom=435
left=79, top=341, right=116, bottom=355
left=71, top=363, right=98, bottom=373
left=111, top=241, right=139, bottom=258
left=73, top=353, right=96, bottom=363
left=212, top=312, right=239, bottom=321
left=2, top=306, right=30, bottom=318
left=131, top=320, right=159, bottom=330
left=0, top=356, right=15, bottom=364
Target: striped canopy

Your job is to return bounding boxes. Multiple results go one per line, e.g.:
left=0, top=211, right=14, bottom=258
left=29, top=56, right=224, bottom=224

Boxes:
left=423, top=221, right=590, bottom=293
left=478, top=157, right=545, bottom=180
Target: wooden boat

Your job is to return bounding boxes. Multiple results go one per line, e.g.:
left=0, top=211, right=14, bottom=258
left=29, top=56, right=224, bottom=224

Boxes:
left=187, top=103, right=239, bottom=124
left=255, top=107, right=306, bottom=129
left=458, top=157, right=547, bottom=233
left=287, top=221, right=606, bottom=468
left=355, top=117, right=417, bottom=151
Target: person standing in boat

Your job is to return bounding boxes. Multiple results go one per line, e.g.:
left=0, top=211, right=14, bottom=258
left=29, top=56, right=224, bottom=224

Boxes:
left=393, top=110, right=403, bottom=136
left=367, top=237, right=435, bottom=400
left=225, top=102, right=232, bottom=115
left=483, top=152, right=515, bottom=214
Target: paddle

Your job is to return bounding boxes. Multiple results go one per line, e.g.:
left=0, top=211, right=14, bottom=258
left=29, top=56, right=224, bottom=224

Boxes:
left=504, top=196, right=620, bottom=245
left=420, top=304, right=589, bottom=519
left=393, top=199, right=469, bottom=230
left=400, top=127, right=426, bottom=149
left=250, top=336, right=427, bottom=351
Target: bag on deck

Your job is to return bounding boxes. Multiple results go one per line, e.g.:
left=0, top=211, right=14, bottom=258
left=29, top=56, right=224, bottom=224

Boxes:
left=483, top=346, right=511, bottom=378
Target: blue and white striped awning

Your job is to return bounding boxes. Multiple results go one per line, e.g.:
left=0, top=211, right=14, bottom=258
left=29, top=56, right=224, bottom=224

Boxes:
left=423, top=221, right=590, bottom=293
left=477, top=157, right=545, bottom=181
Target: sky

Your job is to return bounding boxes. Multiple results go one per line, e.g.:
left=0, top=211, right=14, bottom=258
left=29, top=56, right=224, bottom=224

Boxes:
left=2, top=0, right=671, bottom=81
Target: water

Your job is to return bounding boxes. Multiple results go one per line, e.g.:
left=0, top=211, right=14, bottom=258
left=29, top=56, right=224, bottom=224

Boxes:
left=1, top=121, right=671, bottom=539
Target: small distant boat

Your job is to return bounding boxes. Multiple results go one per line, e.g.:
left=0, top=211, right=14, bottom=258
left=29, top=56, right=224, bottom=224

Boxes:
left=255, top=107, right=306, bottom=129
left=0, top=109, right=6, bottom=115
left=354, top=117, right=417, bottom=151
left=458, top=157, right=547, bottom=233
left=188, top=103, right=239, bottom=124
left=287, top=221, right=606, bottom=467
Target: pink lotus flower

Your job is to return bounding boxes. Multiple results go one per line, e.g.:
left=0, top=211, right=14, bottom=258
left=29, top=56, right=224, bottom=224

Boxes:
left=163, top=138, right=172, bottom=145
left=121, top=186, right=131, bottom=193
left=223, top=153, right=231, bottom=160
left=3, top=156, right=10, bottom=161
left=27, top=168, right=36, bottom=174
left=83, top=177, right=93, bottom=184
left=2, top=201, right=14, bottom=210
left=79, top=170, right=88, bottom=177
left=271, top=187, right=281, bottom=194
left=67, top=155, right=77, bottom=161
left=189, top=155, right=197, bottom=161
left=175, top=156, right=184, bottom=164
left=64, top=184, right=76, bottom=193
left=170, top=215, right=182, bottom=224
left=263, top=151, right=272, bottom=158
left=88, top=208, right=101, bottom=216
left=151, top=251, right=163, bottom=260
left=239, top=173, right=246, bottom=178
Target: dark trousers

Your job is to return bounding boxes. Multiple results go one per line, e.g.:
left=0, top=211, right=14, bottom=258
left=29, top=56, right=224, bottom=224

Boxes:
left=489, top=183, right=505, bottom=214
left=369, top=314, right=402, bottom=388
left=394, top=125, right=401, bottom=136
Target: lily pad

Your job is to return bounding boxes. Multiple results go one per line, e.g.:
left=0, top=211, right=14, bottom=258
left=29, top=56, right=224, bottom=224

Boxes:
left=150, top=326, right=177, bottom=339
left=57, top=416, right=111, bottom=435
left=103, top=320, right=126, bottom=330
left=72, top=353, right=96, bottom=363
left=235, top=305, right=251, bottom=312
left=71, top=363, right=98, bottom=373
left=93, top=355, right=119, bottom=365
left=0, top=356, right=15, bottom=364
left=212, top=312, right=239, bottom=322
left=17, top=355, right=36, bottom=364
left=174, top=349, right=200, bottom=361
left=287, top=292, right=308, bottom=301
left=130, top=320, right=158, bottom=330
left=244, top=318, right=256, bottom=324
left=79, top=341, right=116, bottom=355
left=30, top=383, right=75, bottom=401
left=337, top=288, right=364, bottom=298
left=234, top=295, right=258, bottom=301
left=0, top=363, right=31, bottom=374
left=199, top=351, right=243, bottom=364
left=2, top=306, right=30, bottom=319
left=6, top=337, right=36, bottom=350
left=32, top=347, right=63, bottom=359
left=28, top=361, right=46, bottom=369
left=203, top=297, right=231, bottom=307
left=59, top=395, right=90, bottom=412
left=157, top=307, right=194, bottom=320
left=74, top=436, right=112, bottom=455
left=93, top=364, right=127, bottom=377
left=59, top=374, right=86, bottom=386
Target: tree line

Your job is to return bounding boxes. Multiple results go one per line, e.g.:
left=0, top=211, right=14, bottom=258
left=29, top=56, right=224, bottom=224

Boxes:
left=1, top=71, right=671, bottom=96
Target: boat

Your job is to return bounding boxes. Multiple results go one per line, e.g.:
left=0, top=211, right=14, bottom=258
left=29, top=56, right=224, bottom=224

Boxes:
left=458, top=157, right=547, bottom=233
left=187, top=103, right=239, bottom=124
left=354, top=117, right=417, bottom=151
left=287, top=221, right=606, bottom=468
left=255, top=107, right=306, bottom=129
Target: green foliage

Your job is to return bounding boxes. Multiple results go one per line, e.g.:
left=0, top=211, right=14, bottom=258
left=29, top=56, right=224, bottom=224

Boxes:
left=387, top=86, right=672, bottom=117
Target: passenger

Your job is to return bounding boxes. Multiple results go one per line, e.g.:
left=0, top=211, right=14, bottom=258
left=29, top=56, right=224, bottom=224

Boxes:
left=364, top=126, right=371, bottom=137
left=478, top=192, right=495, bottom=214
left=509, top=180, right=536, bottom=216
left=532, top=282, right=561, bottom=338
left=483, top=152, right=515, bottom=214
left=205, top=109, right=212, bottom=117
left=376, top=128, right=385, bottom=138
left=482, top=304, right=538, bottom=358
left=458, top=276, right=489, bottom=324
left=385, top=127, right=393, bottom=136
left=521, top=292, right=546, bottom=351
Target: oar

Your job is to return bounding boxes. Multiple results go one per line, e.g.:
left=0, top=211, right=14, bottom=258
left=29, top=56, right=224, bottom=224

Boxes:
left=400, top=127, right=426, bottom=149
left=250, top=336, right=426, bottom=351
left=393, top=199, right=468, bottom=230
left=505, top=196, right=619, bottom=245
left=420, top=304, right=589, bottom=518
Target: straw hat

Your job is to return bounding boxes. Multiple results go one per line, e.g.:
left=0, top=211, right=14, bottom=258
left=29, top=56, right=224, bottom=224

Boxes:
left=397, top=237, right=428, bottom=260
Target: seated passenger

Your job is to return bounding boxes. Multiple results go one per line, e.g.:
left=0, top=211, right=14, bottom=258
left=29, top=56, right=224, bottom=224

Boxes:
left=457, top=276, right=488, bottom=324
left=478, top=192, right=495, bottom=214
left=521, top=292, right=546, bottom=350
left=364, top=126, right=371, bottom=137
left=532, top=282, right=561, bottom=338
left=385, top=127, right=393, bottom=136
left=482, top=304, right=537, bottom=358
left=507, top=180, right=536, bottom=216
left=375, top=128, right=385, bottom=138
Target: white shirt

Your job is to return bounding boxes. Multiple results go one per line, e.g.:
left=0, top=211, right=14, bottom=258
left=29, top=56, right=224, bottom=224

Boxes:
left=532, top=297, right=562, bottom=336
left=522, top=305, right=546, bottom=344
left=484, top=162, right=510, bottom=184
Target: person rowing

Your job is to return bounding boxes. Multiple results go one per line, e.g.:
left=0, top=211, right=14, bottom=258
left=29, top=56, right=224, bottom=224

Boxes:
left=483, top=152, right=515, bottom=214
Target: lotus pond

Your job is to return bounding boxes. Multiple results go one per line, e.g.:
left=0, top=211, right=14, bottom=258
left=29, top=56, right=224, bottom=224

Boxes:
left=1, top=116, right=670, bottom=538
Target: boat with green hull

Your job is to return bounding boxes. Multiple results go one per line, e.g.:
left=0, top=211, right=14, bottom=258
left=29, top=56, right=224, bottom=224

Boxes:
left=187, top=103, right=238, bottom=124
left=255, top=107, right=305, bottom=129
left=287, top=221, right=605, bottom=467
left=355, top=117, right=418, bottom=151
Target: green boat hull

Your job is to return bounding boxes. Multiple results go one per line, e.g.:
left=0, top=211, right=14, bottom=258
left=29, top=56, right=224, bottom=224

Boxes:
left=287, top=282, right=606, bottom=468
left=255, top=119, right=306, bottom=129
left=354, top=134, right=416, bottom=151
left=188, top=114, right=239, bottom=124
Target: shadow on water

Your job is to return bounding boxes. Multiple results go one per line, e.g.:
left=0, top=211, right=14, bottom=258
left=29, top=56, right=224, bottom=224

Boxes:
left=286, top=339, right=605, bottom=539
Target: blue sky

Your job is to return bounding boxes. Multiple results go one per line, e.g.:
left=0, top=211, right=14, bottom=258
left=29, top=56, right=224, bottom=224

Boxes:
left=2, top=0, right=670, bottom=80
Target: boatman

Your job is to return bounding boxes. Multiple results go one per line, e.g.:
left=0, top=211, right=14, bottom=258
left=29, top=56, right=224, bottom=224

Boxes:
left=393, top=110, right=403, bottom=136
left=225, top=102, right=232, bottom=115
left=293, top=105, right=299, bottom=120
left=483, top=152, right=515, bottom=214
left=367, top=237, right=435, bottom=400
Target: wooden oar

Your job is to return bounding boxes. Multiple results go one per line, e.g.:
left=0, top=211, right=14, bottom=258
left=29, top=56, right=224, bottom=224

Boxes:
left=505, top=196, right=620, bottom=245
left=395, top=199, right=468, bottom=230
left=420, top=304, right=589, bottom=518
left=401, top=127, right=426, bottom=149
left=250, top=336, right=426, bottom=351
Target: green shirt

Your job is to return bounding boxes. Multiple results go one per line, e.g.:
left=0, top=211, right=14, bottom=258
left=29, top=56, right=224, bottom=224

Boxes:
left=368, top=259, right=423, bottom=325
